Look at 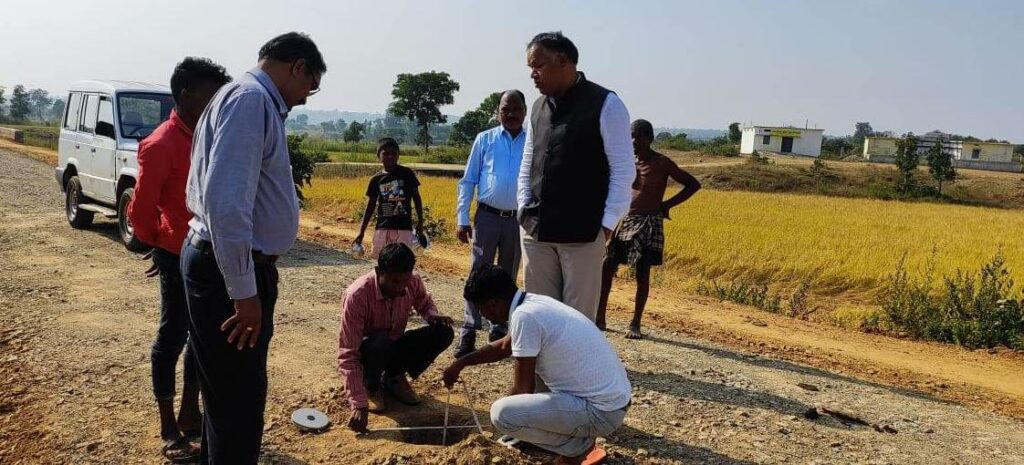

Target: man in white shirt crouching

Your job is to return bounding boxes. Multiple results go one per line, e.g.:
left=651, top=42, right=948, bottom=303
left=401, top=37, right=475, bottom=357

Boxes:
left=443, top=265, right=631, bottom=465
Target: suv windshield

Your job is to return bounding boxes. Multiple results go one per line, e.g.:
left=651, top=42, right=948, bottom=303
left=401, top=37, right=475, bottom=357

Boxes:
left=117, top=93, right=174, bottom=140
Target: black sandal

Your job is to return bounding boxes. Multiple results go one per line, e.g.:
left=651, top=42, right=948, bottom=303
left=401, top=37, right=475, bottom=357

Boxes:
left=162, top=436, right=199, bottom=463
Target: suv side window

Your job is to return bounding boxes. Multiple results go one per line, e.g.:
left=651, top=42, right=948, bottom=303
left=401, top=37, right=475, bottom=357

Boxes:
left=96, top=97, right=116, bottom=139
left=64, top=93, right=83, bottom=131
left=80, top=95, right=100, bottom=133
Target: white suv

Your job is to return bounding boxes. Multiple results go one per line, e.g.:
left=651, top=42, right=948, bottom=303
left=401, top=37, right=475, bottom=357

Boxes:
left=55, top=80, right=174, bottom=251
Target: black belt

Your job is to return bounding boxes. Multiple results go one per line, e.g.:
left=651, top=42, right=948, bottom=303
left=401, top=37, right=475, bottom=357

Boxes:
left=479, top=203, right=516, bottom=218
left=187, top=231, right=278, bottom=265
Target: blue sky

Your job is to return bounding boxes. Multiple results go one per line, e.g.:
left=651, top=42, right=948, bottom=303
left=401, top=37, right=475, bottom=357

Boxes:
left=2, top=0, right=1021, bottom=139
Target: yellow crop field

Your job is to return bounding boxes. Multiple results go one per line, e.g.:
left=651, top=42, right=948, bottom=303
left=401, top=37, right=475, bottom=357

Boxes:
left=305, top=175, right=1024, bottom=301
left=305, top=175, right=462, bottom=223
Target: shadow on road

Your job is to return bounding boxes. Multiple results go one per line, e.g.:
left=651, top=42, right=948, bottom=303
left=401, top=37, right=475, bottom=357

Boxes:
left=643, top=334, right=941, bottom=404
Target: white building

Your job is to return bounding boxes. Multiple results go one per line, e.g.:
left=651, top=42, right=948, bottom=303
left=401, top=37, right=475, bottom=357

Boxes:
left=740, top=126, right=824, bottom=157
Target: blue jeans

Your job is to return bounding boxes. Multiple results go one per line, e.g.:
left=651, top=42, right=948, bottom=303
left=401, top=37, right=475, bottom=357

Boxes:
left=150, top=247, right=197, bottom=401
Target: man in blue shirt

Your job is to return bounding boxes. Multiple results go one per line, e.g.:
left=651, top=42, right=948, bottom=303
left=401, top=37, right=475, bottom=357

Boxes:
left=454, top=90, right=527, bottom=357
left=182, top=32, right=325, bottom=464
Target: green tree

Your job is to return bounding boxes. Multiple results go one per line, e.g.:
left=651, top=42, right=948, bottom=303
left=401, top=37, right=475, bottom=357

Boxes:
left=372, top=119, right=385, bottom=139
left=287, top=134, right=329, bottom=208
left=894, top=133, right=919, bottom=195
left=926, top=135, right=955, bottom=195
left=821, top=136, right=854, bottom=158
left=28, top=88, right=52, bottom=121
left=728, top=122, right=742, bottom=144
left=476, top=92, right=501, bottom=124
left=448, top=92, right=502, bottom=146
left=387, top=71, right=460, bottom=153
left=343, top=120, right=365, bottom=142
left=0, top=86, right=6, bottom=120
left=448, top=110, right=489, bottom=146
left=654, top=132, right=690, bottom=151
left=49, top=98, right=65, bottom=123
left=319, top=120, right=336, bottom=133
left=9, top=85, right=31, bottom=121
left=853, top=122, right=874, bottom=146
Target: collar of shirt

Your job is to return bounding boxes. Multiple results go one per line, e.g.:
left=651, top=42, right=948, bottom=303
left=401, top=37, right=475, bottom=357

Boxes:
left=546, top=72, right=586, bottom=110
left=372, top=273, right=408, bottom=301
left=167, top=109, right=193, bottom=139
left=246, top=68, right=289, bottom=119
left=500, top=125, right=526, bottom=142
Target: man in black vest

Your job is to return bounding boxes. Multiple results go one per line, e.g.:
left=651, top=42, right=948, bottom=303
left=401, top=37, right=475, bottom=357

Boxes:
left=517, top=31, right=635, bottom=323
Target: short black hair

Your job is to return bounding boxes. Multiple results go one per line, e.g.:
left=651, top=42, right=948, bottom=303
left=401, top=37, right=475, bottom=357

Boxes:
left=463, top=265, right=517, bottom=304
left=169, top=57, right=232, bottom=105
left=631, top=119, right=655, bottom=140
left=527, top=31, right=579, bottom=64
left=258, top=32, right=327, bottom=75
left=377, top=137, right=400, bottom=155
left=377, top=243, right=416, bottom=273
left=501, top=89, right=527, bottom=107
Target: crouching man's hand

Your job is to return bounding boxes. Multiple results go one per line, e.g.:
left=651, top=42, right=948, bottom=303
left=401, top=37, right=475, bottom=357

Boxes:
left=348, top=408, right=369, bottom=433
left=442, top=361, right=463, bottom=390
left=426, top=314, right=454, bottom=327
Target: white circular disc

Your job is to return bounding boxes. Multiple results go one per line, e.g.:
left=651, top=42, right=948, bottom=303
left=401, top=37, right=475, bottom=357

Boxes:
left=291, top=408, right=330, bottom=431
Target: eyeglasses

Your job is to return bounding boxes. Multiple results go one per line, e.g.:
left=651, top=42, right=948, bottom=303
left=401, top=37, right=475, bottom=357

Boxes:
left=295, top=60, right=321, bottom=96
left=308, top=73, right=321, bottom=96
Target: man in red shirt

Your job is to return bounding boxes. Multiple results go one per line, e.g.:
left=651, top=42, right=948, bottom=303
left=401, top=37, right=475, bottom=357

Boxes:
left=337, top=243, right=454, bottom=433
left=127, top=57, right=231, bottom=462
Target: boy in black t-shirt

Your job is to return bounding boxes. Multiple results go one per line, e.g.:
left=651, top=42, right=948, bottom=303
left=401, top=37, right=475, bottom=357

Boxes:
left=354, top=138, right=425, bottom=257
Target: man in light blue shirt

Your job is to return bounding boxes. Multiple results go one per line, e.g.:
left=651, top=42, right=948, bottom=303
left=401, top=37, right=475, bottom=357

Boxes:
left=454, top=90, right=527, bottom=357
left=182, top=32, right=325, bottom=464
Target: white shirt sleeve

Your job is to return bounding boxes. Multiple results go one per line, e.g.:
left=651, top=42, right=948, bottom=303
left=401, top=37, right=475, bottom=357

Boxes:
left=598, top=93, right=635, bottom=230
left=517, top=118, right=535, bottom=210
left=510, top=311, right=542, bottom=358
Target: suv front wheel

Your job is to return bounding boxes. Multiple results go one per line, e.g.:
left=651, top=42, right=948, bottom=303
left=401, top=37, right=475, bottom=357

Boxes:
left=117, top=187, right=148, bottom=252
left=65, top=176, right=94, bottom=229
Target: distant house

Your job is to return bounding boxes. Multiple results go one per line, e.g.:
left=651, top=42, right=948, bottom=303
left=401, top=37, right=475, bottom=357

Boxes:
left=864, top=130, right=1018, bottom=172
left=740, top=126, right=824, bottom=157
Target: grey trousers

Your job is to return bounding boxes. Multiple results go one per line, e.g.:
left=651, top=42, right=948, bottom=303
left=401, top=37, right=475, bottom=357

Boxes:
left=491, top=392, right=628, bottom=457
left=521, top=230, right=605, bottom=321
left=460, top=208, right=521, bottom=338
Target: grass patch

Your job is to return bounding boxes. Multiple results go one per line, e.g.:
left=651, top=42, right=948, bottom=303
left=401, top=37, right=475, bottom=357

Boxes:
left=301, top=136, right=469, bottom=163
left=3, top=124, right=59, bottom=150
left=687, top=160, right=1024, bottom=209
left=866, top=252, right=1024, bottom=349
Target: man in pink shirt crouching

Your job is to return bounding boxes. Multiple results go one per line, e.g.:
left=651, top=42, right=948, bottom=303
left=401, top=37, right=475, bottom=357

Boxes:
left=337, top=243, right=455, bottom=433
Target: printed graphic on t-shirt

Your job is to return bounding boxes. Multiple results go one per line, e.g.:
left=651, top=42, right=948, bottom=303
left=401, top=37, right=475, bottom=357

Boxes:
left=378, top=179, right=409, bottom=219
